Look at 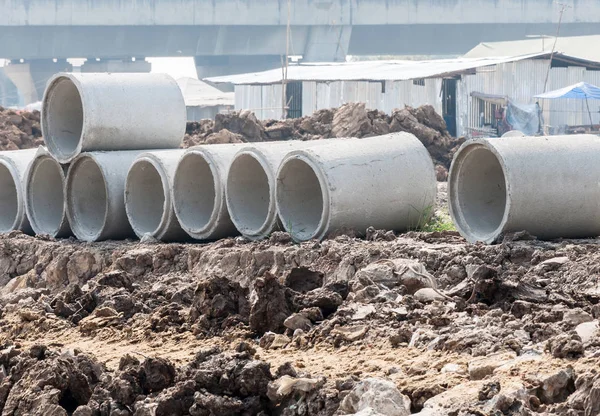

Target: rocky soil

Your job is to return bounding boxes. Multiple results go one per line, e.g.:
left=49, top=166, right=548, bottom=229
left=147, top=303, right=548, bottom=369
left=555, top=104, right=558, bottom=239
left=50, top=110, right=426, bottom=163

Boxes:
left=0, top=107, right=43, bottom=151
left=0, top=184, right=599, bottom=415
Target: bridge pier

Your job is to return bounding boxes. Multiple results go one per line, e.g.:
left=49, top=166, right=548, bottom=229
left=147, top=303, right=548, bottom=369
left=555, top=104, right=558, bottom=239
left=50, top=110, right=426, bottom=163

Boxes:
left=3, top=59, right=72, bottom=105
left=80, top=58, right=151, bottom=73
left=303, top=25, right=351, bottom=62
left=0, top=68, right=19, bottom=107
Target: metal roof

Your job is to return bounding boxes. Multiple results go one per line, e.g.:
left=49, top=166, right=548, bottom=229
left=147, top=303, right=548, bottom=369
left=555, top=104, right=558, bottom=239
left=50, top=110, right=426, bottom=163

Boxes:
left=204, top=53, right=557, bottom=85
left=176, top=77, right=234, bottom=107
left=465, top=35, right=600, bottom=63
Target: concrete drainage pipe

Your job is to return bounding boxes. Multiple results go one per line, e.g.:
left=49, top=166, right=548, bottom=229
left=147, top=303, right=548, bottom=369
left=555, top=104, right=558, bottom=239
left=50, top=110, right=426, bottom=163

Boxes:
left=449, top=135, right=600, bottom=244
left=276, top=133, right=437, bottom=242
left=24, top=147, right=72, bottom=237
left=0, top=149, right=37, bottom=234
left=42, top=73, right=186, bottom=163
left=66, top=151, right=142, bottom=242
left=226, top=141, right=329, bottom=240
left=125, top=150, right=189, bottom=241
left=173, top=144, right=244, bottom=240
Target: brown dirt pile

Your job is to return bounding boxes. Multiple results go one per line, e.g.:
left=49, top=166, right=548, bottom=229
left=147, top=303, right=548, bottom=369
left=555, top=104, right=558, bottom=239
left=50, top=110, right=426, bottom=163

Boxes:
left=0, top=107, right=43, bottom=151
left=184, top=103, right=463, bottom=179
left=1, top=182, right=600, bottom=415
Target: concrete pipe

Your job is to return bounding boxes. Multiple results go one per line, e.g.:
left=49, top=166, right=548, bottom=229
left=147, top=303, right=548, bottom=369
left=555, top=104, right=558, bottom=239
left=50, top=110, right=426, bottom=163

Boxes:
left=173, top=144, right=245, bottom=240
left=276, top=133, right=437, bottom=242
left=226, top=140, right=331, bottom=240
left=125, top=150, right=189, bottom=241
left=42, top=72, right=186, bottom=163
left=501, top=130, right=526, bottom=138
left=66, top=151, right=142, bottom=242
left=448, top=135, right=600, bottom=244
left=24, top=147, right=72, bottom=237
left=0, top=149, right=37, bottom=234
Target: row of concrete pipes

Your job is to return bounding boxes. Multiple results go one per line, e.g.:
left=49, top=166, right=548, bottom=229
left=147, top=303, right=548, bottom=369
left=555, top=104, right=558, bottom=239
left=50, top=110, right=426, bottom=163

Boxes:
left=0, top=72, right=596, bottom=244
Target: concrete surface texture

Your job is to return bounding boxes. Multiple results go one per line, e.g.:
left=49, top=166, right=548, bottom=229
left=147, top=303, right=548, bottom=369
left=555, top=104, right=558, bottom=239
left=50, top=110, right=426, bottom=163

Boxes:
left=41, top=72, right=185, bottom=163
left=172, top=144, right=244, bottom=241
left=66, top=151, right=142, bottom=242
left=125, top=150, right=189, bottom=242
left=24, top=147, right=72, bottom=238
left=449, top=135, right=600, bottom=244
left=226, top=140, right=332, bottom=241
left=276, top=133, right=437, bottom=242
left=0, top=148, right=37, bottom=234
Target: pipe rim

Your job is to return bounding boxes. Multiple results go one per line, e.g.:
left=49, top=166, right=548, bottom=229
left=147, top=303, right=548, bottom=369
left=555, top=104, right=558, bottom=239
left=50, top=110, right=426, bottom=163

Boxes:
left=65, top=154, right=109, bottom=241
left=0, top=159, right=21, bottom=233
left=448, top=139, right=511, bottom=244
left=276, top=151, right=330, bottom=242
left=24, top=154, right=66, bottom=237
left=226, top=149, right=277, bottom=240
left=172, top=150, right=222, bottom=239
left=42, top=74, right=85, bottom=163
left=125, top=155, right=170, bottom=239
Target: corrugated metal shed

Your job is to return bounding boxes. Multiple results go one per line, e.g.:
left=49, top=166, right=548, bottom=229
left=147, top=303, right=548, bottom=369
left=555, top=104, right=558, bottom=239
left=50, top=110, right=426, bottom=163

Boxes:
left=205, top=53, right=551, bottom=85
left=176, top=77, right=234, bottom=107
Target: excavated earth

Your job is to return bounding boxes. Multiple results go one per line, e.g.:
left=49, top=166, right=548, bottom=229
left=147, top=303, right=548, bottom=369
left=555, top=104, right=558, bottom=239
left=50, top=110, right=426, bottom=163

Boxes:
left=0, top=184, right=599, bottom=415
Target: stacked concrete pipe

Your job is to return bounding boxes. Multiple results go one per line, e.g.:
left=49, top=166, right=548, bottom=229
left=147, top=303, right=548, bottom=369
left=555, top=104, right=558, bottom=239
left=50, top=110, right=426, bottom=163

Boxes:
left=0, top=149, right=37, bottom=234
left=42, top=72, right=186, bottom=163
left=448, top=135, right=600, bottom=244
left=24, top=147, right=72, bottom=237
left=226, top=140, right=333, bottom=240
left=66, top=151, right=143, bottom=242
left=173, top=144, right=245, bottom=240
left=276, top=133, right=437, bottom=242
left=125, top=150, right=189, bottom=241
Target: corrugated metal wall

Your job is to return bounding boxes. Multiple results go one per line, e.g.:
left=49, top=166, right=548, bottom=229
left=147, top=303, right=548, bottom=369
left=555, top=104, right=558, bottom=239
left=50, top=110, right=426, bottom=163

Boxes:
left=236, top=79, right=443, bottom=120
left=457, top=60, right=600, bottom=136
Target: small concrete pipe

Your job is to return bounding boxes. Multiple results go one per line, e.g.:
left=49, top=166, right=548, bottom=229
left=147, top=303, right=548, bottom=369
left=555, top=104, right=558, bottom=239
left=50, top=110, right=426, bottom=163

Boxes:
left=226, top=140, right=331, bottom=240
left=173, top=144, right=245, bottom=240
left=66, top=151, right=142, bottom=242
left=24, top=147, right=72, bottom=237
left=0, top=149, right=37, bottom=234
left=125, top=150, right=189, bottom=241
left=42, top=72, right=186, bottom=163
left=276, top=133, right=437, bottom=242
left=449, top=135, right=600, bottom=244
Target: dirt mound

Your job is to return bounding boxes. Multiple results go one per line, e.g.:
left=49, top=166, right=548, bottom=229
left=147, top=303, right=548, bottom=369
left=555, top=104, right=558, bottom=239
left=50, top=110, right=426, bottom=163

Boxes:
left=183, top=103, right=462, bottom=176
left=0, top=107, right=43, bottom=151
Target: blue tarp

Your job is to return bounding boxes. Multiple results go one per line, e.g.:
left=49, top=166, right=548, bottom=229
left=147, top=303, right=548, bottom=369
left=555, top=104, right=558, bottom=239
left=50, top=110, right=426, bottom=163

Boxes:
left=534, top=82, right=600, bottom=100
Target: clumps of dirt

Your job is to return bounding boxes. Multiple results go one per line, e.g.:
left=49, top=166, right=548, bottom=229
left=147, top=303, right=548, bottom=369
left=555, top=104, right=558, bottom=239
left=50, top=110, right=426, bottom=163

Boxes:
left=0, top=107, right=43, bottom=151
left=183, top=103, right=463, bottom=175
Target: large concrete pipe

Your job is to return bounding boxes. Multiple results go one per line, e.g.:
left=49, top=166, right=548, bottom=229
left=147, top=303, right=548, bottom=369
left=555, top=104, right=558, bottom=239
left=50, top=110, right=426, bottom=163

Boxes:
left=66, top=151, right=142, bottom=242
left=42, top=72, right=186, bottom=163
left=226, top=140, right=331, bottom=240
left=172, top=144, right=244, bottom=240
left=125, top=150, right=189, bottom=241
left=0, top=149, right=37, bottom=234
left=276, top=133, right=437, bottom=242
left=24, top=147, right=72, bottom=237
left=449, top=135, right=600, bottom=244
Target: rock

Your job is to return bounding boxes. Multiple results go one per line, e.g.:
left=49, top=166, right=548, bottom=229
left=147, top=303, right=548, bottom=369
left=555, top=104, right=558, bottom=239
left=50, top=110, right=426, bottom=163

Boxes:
left=283, top=313, right=312, bottom=332
left=352, top=304, right=376, bottom=321
left=467, top=352, right=516, bottom=380
left=510, top=300, right=533, bottom=318
left=284, top=267, right=323, bottom=292
left=575, top=320, right=600, bottom=345
left=355, top=259, right=432, bottom=294
left=441, top=363, right=467, bottom=375
left=537, top=368, right=575, bottom=404
left=339, top=378, right=411, bottom=416
left=535, top=256, right=569, bottom=273
left=205, top=128, right=244, bottom=144
left=73, top=405, right=93, bottom=416
left=300, top=307, right=323, bottom=322
left=414, top=288, right=445, bottom=303
left=547, top=333, right=585, bottom=358
left=269, top=334, right=291, bottom=349
left=333, top=325, right=369, bottom=343
left=563, top=308, right=593, bottom=326
left=140, top=357, right=176, bottom=393
left=267, top=375, right=323, bottom=401
left=249, top=273, right=294, bottom=334
left=332, top=103, right=372, bottom=138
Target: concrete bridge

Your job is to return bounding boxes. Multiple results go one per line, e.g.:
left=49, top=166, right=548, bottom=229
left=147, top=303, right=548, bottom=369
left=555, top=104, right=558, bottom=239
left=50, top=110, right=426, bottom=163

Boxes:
left=2, top=0, right=600, bottom=105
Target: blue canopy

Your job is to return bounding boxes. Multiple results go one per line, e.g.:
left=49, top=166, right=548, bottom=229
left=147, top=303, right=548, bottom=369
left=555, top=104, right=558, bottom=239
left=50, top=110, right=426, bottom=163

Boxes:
left=534, top=82, right=600, bottom=100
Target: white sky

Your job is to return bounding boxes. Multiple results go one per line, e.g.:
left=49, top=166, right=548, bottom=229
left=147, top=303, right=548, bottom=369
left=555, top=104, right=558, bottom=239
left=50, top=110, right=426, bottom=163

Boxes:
left=148, top=57, right=198, bottom=79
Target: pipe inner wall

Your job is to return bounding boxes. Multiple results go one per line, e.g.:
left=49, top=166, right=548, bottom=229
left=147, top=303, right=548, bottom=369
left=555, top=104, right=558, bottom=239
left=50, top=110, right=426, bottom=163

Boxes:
left=0, top=162, right=18, bottom=232
left=125, top=159, right=165, bottom=237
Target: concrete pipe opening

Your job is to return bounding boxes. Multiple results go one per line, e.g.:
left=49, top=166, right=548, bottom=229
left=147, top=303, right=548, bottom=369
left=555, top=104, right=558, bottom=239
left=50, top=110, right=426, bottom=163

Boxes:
left=227, top=153, right=271, bottom=237
left=277, top=156, right=327, bottom=241
left=42, top=77, right=84, bottom=162
left=126, top=159, right=167, bottom=237
left=26, top=156, right=65, bottom=236
left=0, top=162, right=18, bottom=233
left=450, top=144, right=508, bottom=243
left=66, top=157, right=108, bottom=241
left=173, top=153, right=217, bottom=235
